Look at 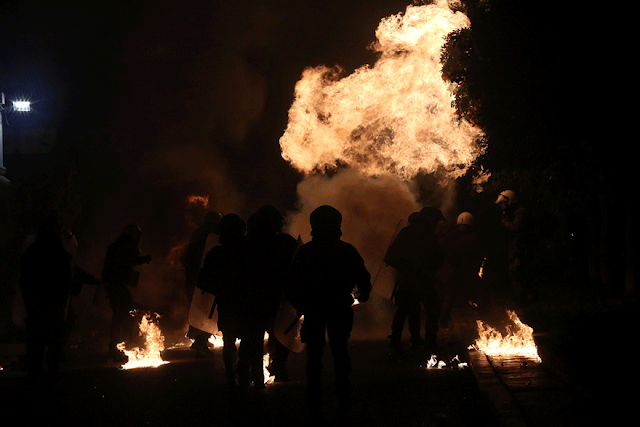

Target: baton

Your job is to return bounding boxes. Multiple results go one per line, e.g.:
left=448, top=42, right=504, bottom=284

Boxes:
left=284, top=314, right=303, bottom=335
left=208, top=297, right=218, bottom=320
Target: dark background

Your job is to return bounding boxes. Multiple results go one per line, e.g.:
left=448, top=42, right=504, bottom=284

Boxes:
left=0, top=0, right=633, bottom=340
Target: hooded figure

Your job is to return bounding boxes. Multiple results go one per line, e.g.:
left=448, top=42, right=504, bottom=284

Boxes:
left=289, top=205, right=371, bottom=408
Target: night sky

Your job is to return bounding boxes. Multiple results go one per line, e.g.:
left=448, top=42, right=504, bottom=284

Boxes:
left=2, top=0, right=418, bottom=234
left=1, top=0, right=629, bottom=323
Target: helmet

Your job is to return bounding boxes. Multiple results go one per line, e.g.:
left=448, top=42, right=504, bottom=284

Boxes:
left=457, top=212, right=475, bottom=227
left=310, top=205, right=342, bottom=237
left=410, top=206, right=443, bottom=227
left=203, top=211, right=223, bottom=225
left=218, top=214, right=246, bottom=238
left=254, top=205, right=284, bottom=234
left=496, top=190, right=517, bottom=206
left=121, top=223, right=142, bottom=240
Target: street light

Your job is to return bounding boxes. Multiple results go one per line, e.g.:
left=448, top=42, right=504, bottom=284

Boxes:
left=12, top=100, right=30, bottom=112
left=0, top=93, right=31, bottom=184
left=0, top=93, right=7, bottom=184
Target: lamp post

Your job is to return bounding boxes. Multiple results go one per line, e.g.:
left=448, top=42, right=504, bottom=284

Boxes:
left=0, top=92, right=31, bottom=184
left=0, top=92, right=7, bottom=184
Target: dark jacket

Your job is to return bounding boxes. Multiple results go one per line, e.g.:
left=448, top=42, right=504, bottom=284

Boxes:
left=198, top=237, right=248, bottom=332
left=289, top=236, right=371, bottom=314
left=20, top=232, right=72, bottom=314
left=384, top=220, right=442, bottom=292
left=101, top=234, right=149, bottom=292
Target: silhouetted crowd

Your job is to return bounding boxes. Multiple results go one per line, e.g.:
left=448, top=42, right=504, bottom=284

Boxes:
left=16, top=190, right=531, bottom=408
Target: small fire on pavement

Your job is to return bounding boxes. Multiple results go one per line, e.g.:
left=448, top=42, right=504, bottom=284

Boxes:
left=470, top=310, right=542, bottom=363
left=425, top=354, right=468, bottom=370
left=117, top=311, right=169, bottom=370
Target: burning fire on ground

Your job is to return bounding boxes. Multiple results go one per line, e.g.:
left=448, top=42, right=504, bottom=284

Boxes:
left=117, top=311, right=169, bottom=369
left=470, top=310, right=542, bottom=363
left=425, top=354, right=468, bottom=370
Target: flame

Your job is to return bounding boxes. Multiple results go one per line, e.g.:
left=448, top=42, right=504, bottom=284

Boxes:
left=425, top=354, right=468, bottom=370
left=280, top=0, right=484, bottom=180
left=208, top=333, right=241, bottom=348
left=187, top=195, right=209, bottom=209
left=166, top=241, right=187, bottom=266
left=471, top=167, right=491, bottom=193
left=208, top=333, right=225, bottom=348
left=263, top=353, right=275, bottom=385
left=471, top=310, right=542, bottom=362
left=117, top=312, right=169, bottom=369
left=208, top=332, right=274, bottom=386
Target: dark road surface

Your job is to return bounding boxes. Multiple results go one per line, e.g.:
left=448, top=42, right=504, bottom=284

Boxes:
left=0, top=337, right=497, bottom=427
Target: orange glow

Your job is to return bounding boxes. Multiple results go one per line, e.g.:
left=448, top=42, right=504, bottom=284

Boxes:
left=280, top=0, right=484, bottom=180
left=187, top=195, right=209, bottom=208
left=166, top=241, right=187, bottom=266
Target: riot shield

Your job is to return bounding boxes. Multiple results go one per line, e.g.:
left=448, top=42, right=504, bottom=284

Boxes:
left=273, top=297, right=305, bottom=353
left=187, top=287, right=219, bottom=336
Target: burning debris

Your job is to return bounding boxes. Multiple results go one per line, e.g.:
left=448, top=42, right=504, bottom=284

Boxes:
left=117, top=311, right=169, bottom=370
left=425, top=354, right=468, bottom=370
left=470, top=310, right=542, bottom=363
left=263, top=353, right=275, bottom=385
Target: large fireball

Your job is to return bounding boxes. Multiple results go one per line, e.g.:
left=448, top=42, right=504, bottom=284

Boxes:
left=280, top=0, right=485, bottom=180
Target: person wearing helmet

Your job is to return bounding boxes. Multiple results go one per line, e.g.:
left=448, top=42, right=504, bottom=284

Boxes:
left=496, top=190, right=532, bottom=304
left=101, top=223, right=152, bottom=361
left=438, top=212, right=485, bottom=339
left=243, top=205, right=298, bottom=382
left=289, top=205, right=371, bottom=408
left=384, top=207, right=444, bottom=356
left=198, top=213, right=253, bottom=388
left=182, top=211, right=223, bottom=355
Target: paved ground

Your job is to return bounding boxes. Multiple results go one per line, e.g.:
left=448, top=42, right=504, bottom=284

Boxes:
left=0, top=338, right=496, bottom=427
left=1, top=286, right=635, bottom=426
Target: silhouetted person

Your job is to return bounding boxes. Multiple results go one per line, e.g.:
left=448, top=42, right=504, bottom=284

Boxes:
left=62, top=227, right=100, bottom=351
left=101, top=223, right=152, bottom=360
left=198, top=214, right=252, bottom=388
left=439, top=212, right=485, bottom=333
left=496, top=190, right=532, bottom=304
left=385, top=207, right=443, bottom=355
left=19, top=214, right=73, bottom=379
left=289, top=205, right=371, bottom=408
left=245, top=205, right=297, bottom=382
left=182, top=211, right=222, bottom=354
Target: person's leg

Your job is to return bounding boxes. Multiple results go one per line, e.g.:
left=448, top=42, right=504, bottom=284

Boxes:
left=422, top=286, right=442, bottom=353
left=222, top=331, right=238, bottom=386
left=327, top=308, right=354, bottom=408
left=301, top=315, right=326, bottom=403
